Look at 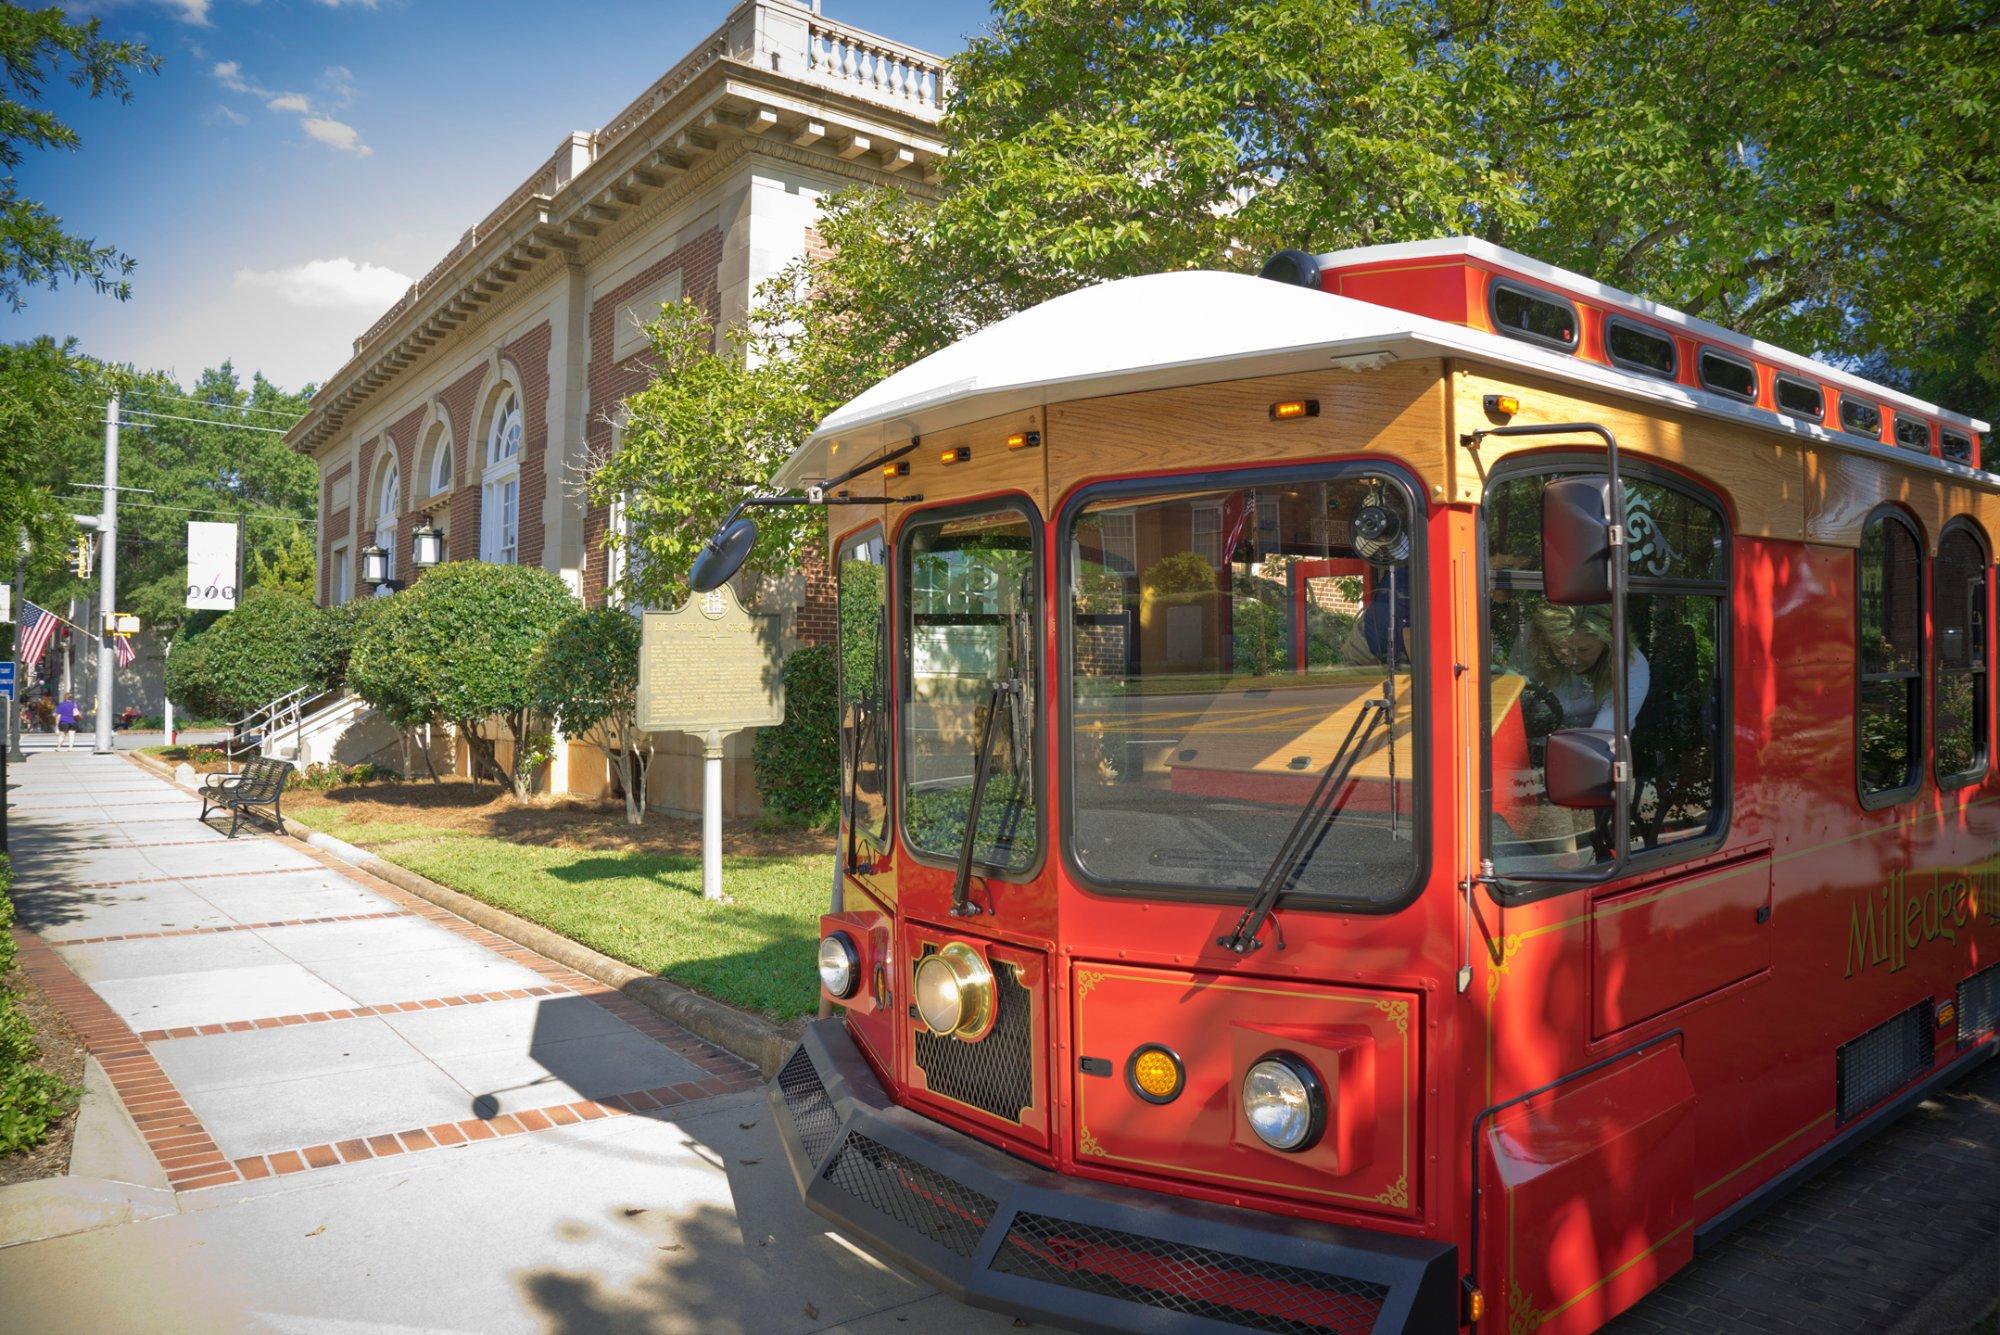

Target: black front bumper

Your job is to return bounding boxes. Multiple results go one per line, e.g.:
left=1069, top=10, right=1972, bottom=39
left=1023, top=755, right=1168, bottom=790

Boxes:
left=769, top=1020, right=1457, bottom=1334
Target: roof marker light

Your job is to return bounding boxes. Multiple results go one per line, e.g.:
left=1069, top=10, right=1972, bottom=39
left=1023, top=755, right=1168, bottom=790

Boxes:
left=1270, top=399, right=1319, bottom=421
left=940, top=446, right=972, bottom=465
left=1006, top=431, right=1041, bottom=451
left=1484, top=394, right=1521, bottom=419
left=882, top=461, right=909, bottom=478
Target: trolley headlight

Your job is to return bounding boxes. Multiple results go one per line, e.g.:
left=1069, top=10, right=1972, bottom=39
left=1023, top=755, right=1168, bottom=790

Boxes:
left=817, top=932, right=859, bottom=1000
left=913, top=942, right=995, bottom=1039
left=1242, top=1052, right=1326, bottom=1152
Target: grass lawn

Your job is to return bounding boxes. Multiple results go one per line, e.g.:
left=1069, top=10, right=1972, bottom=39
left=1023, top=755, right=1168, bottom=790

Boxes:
left=285, top=780, right=833, bottom=1022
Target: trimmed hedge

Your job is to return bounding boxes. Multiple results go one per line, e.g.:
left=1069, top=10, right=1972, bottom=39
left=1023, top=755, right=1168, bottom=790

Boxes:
left=164, top=590, right=322, bottom=719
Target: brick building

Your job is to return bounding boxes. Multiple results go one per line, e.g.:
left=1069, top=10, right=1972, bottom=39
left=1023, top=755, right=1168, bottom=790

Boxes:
left=284, top=0, right=945, bottom=813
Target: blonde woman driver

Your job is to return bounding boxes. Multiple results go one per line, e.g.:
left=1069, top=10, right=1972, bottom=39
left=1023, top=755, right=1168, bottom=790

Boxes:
left=1510, top=604, right=1650, bottom=733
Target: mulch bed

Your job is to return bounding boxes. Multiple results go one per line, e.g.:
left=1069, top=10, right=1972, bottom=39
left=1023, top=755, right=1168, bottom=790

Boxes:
left=286, top=777, right=836, bottom=859
left=0, top=958, right=87, bottom=1188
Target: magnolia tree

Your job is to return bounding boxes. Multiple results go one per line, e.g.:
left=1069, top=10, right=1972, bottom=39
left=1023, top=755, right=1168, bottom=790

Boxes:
left=531, top=606, right=652, bottom=825
left=348, top=562, right=574, bottom=801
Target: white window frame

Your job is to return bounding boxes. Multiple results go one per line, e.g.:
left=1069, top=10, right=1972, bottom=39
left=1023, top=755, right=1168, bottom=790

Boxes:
left=331, top=544, right=351, bottom=604
left=481, top=389, right=522, bottom=565
left=425, top=422, right=452, bottom=496
left=374, top=457, right=400, bottom=584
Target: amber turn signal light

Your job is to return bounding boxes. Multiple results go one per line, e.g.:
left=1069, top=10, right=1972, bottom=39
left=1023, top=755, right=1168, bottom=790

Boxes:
left=882, top=461, right=910, bottom=478
left=1269, top=399, right=1319, bottom=421
left=1483, top=393, right=1521, bottom=418
left=1006, top=430, right=1041, bottom=450
left=940, top=446, right=972, bottom=465
left=1126, top=1045, right=1185, bottom=1104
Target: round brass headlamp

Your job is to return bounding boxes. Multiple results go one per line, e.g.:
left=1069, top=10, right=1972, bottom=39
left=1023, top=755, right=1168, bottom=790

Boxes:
left=913, top=942, right=996, bottom=1040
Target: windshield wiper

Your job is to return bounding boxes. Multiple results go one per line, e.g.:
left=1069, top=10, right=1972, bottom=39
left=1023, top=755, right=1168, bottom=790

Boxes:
left=950, top=678, right=1022, bottom=918
left=1217, top=688, right=1390, bottom=955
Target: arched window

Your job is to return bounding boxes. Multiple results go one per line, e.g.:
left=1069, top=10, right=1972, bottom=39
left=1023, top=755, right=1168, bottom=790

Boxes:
left=1858, top=508, right=1924, bottom=805
left=425, top=420, right=453, bottom=496
left=373, top=455, right=400, bottom=586
left=1935, top=520, right=1990, bottom=788
left=481, top=388, right=522, bottom=564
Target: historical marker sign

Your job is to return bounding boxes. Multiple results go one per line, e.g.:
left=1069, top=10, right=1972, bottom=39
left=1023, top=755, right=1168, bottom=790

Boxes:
left=637, top=584, right=786, bottom=737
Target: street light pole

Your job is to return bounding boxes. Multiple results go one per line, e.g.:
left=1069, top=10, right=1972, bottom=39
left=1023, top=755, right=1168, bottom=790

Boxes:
left=93, top=393, right=118, bottom=755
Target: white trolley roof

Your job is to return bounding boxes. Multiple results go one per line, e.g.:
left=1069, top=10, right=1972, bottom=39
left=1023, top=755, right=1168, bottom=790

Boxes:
left=776, top=260, right=1992, bottom=492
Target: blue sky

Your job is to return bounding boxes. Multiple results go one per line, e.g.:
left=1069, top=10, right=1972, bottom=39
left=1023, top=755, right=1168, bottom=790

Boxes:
left=22, top=0, right=992, bottom=392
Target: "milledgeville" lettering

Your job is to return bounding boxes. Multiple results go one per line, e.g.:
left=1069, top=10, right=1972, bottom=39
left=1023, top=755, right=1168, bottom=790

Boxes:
left=1844, top=868, right=2000, bottom=980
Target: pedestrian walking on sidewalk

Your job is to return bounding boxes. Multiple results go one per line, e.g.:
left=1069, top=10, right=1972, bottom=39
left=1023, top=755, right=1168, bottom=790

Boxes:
left=56, top=695, right=79, bottom=750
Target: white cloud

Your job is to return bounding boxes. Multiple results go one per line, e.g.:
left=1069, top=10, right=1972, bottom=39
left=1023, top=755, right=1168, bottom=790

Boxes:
left=301, top=117, right=371, bottom=156
left=212, top=60, right=249, bottom=93
left=313, top=0, right=381, bottom=7
left=266, top=93, right=311, bottom=113
left=320, top=65, right=357, bottom=109
left=235, top=257, right=411, bottom=310
left=206, top=104, right=248, bottom=126
left=162, top=0, right=211, bottom=23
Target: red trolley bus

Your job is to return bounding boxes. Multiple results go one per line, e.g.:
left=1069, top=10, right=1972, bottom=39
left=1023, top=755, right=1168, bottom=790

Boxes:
left=696, top=237, right=2000, bottom=1333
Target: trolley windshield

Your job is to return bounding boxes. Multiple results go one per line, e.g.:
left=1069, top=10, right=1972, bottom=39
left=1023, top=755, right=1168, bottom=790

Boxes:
left=1065, top=471, right=1422, bottom=908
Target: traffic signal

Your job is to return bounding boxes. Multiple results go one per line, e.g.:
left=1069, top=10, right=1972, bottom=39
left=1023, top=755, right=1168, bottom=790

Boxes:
left=72, top=534, right=92, bottom=580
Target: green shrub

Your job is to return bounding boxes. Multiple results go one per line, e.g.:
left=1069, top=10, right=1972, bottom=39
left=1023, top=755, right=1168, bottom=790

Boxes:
left=0, top=854, right=79, bottom=1157
left=752, top=645, right=838, bottom=827
left=291, top=761, right=398, bottom=791
left=301, top=596, right=388, bottom=693
left=163, top=590, right=323, bottom=719
left=348, top=562, right=576, bottom=800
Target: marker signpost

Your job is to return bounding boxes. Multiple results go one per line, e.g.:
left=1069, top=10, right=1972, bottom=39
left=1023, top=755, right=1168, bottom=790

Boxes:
left=636, top=585, right=786, bottom=900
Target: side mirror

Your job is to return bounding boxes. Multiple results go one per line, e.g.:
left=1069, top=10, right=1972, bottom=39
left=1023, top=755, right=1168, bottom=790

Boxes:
left=688, top=516, right=758, bottom=592
left=1541, top=477, right=1614, bottom=604
left=1545, top=728, right=1619, bottom=808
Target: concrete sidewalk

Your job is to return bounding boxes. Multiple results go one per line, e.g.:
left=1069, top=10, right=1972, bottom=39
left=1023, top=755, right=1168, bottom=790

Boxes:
left=1, top=748, right=1013, bottom=1334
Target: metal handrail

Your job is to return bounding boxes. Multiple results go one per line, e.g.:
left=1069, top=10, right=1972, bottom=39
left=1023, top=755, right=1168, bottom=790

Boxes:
left=225, top=683, right=338, bottom=767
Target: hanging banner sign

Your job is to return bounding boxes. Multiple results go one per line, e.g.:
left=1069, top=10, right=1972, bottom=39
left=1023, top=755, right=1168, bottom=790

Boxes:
left=185, top=521, right=240, bottom=610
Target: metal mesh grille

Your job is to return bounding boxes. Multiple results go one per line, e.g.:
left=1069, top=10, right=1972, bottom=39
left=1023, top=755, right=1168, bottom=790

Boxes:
left=819, top=1132, right=996, bottom=1259
left=1960, top=963, right=2000, bottom=1044
left=777, top=1047, right=841, bottom=1165
left=1837, top=1001, right=1934, bottom=1124
left=992, top=1212, right=1388, bottom=1335
left=914, top=953, right=1035, bottom=1122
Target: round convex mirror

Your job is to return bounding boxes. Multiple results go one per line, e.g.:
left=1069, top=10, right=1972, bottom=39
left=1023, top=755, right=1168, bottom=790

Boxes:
left=688, top=516, right=759, bottom=592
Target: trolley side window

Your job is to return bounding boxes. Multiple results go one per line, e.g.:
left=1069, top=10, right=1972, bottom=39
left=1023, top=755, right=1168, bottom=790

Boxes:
left=1490, top=281, right=1579, bottom=352
left=900, top=505, right=1040, bottom=873
left=1485, top=468, right=1728, bottom=876
left=1605, top=319, right=1676, bottom=379
left=1064, top=470, right=1424, bottom=910
left=1942, top=430, right=1974, bottom=466
left=1841, top=395, right=1884, bottom=439
left=1775, top=375, right=1824, bottom=421
left=1858, top=509, right=1925, bottom=804
left=1934, top=521, right=1990, bottom=789
left=838, top=529, right=890, bottom=850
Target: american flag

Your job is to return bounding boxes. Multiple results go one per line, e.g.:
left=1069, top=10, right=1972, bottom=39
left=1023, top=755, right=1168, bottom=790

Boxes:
left=114, top=634, right=134, bottom=668
left=16, top=602, right=58, bottom=673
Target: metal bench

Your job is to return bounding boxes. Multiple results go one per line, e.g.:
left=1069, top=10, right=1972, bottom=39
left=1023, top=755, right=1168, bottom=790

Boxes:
left=198, top=756, right=294, bottom=838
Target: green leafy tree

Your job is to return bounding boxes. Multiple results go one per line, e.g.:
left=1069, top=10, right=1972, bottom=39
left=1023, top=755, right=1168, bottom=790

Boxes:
left=300, top=596, right=384, bottom=695
left=0, top=337, right=106, bottom=598
left=0, top=6, right=159, bottom=309
left=159, top=590, right=321, bottom=720
left=531, top=606, right=651, bottom=825
left=587, top=300, right=826, bottom=601
left=246, top=524, right=317, bottom=600
left=347, top=562, right=575, bottom=801
left=933, top=0, right=2000, bottom=364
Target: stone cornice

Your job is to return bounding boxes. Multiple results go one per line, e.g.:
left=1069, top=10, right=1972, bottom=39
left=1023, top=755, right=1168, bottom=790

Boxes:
left=288, top=4, right=946, bottom=458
